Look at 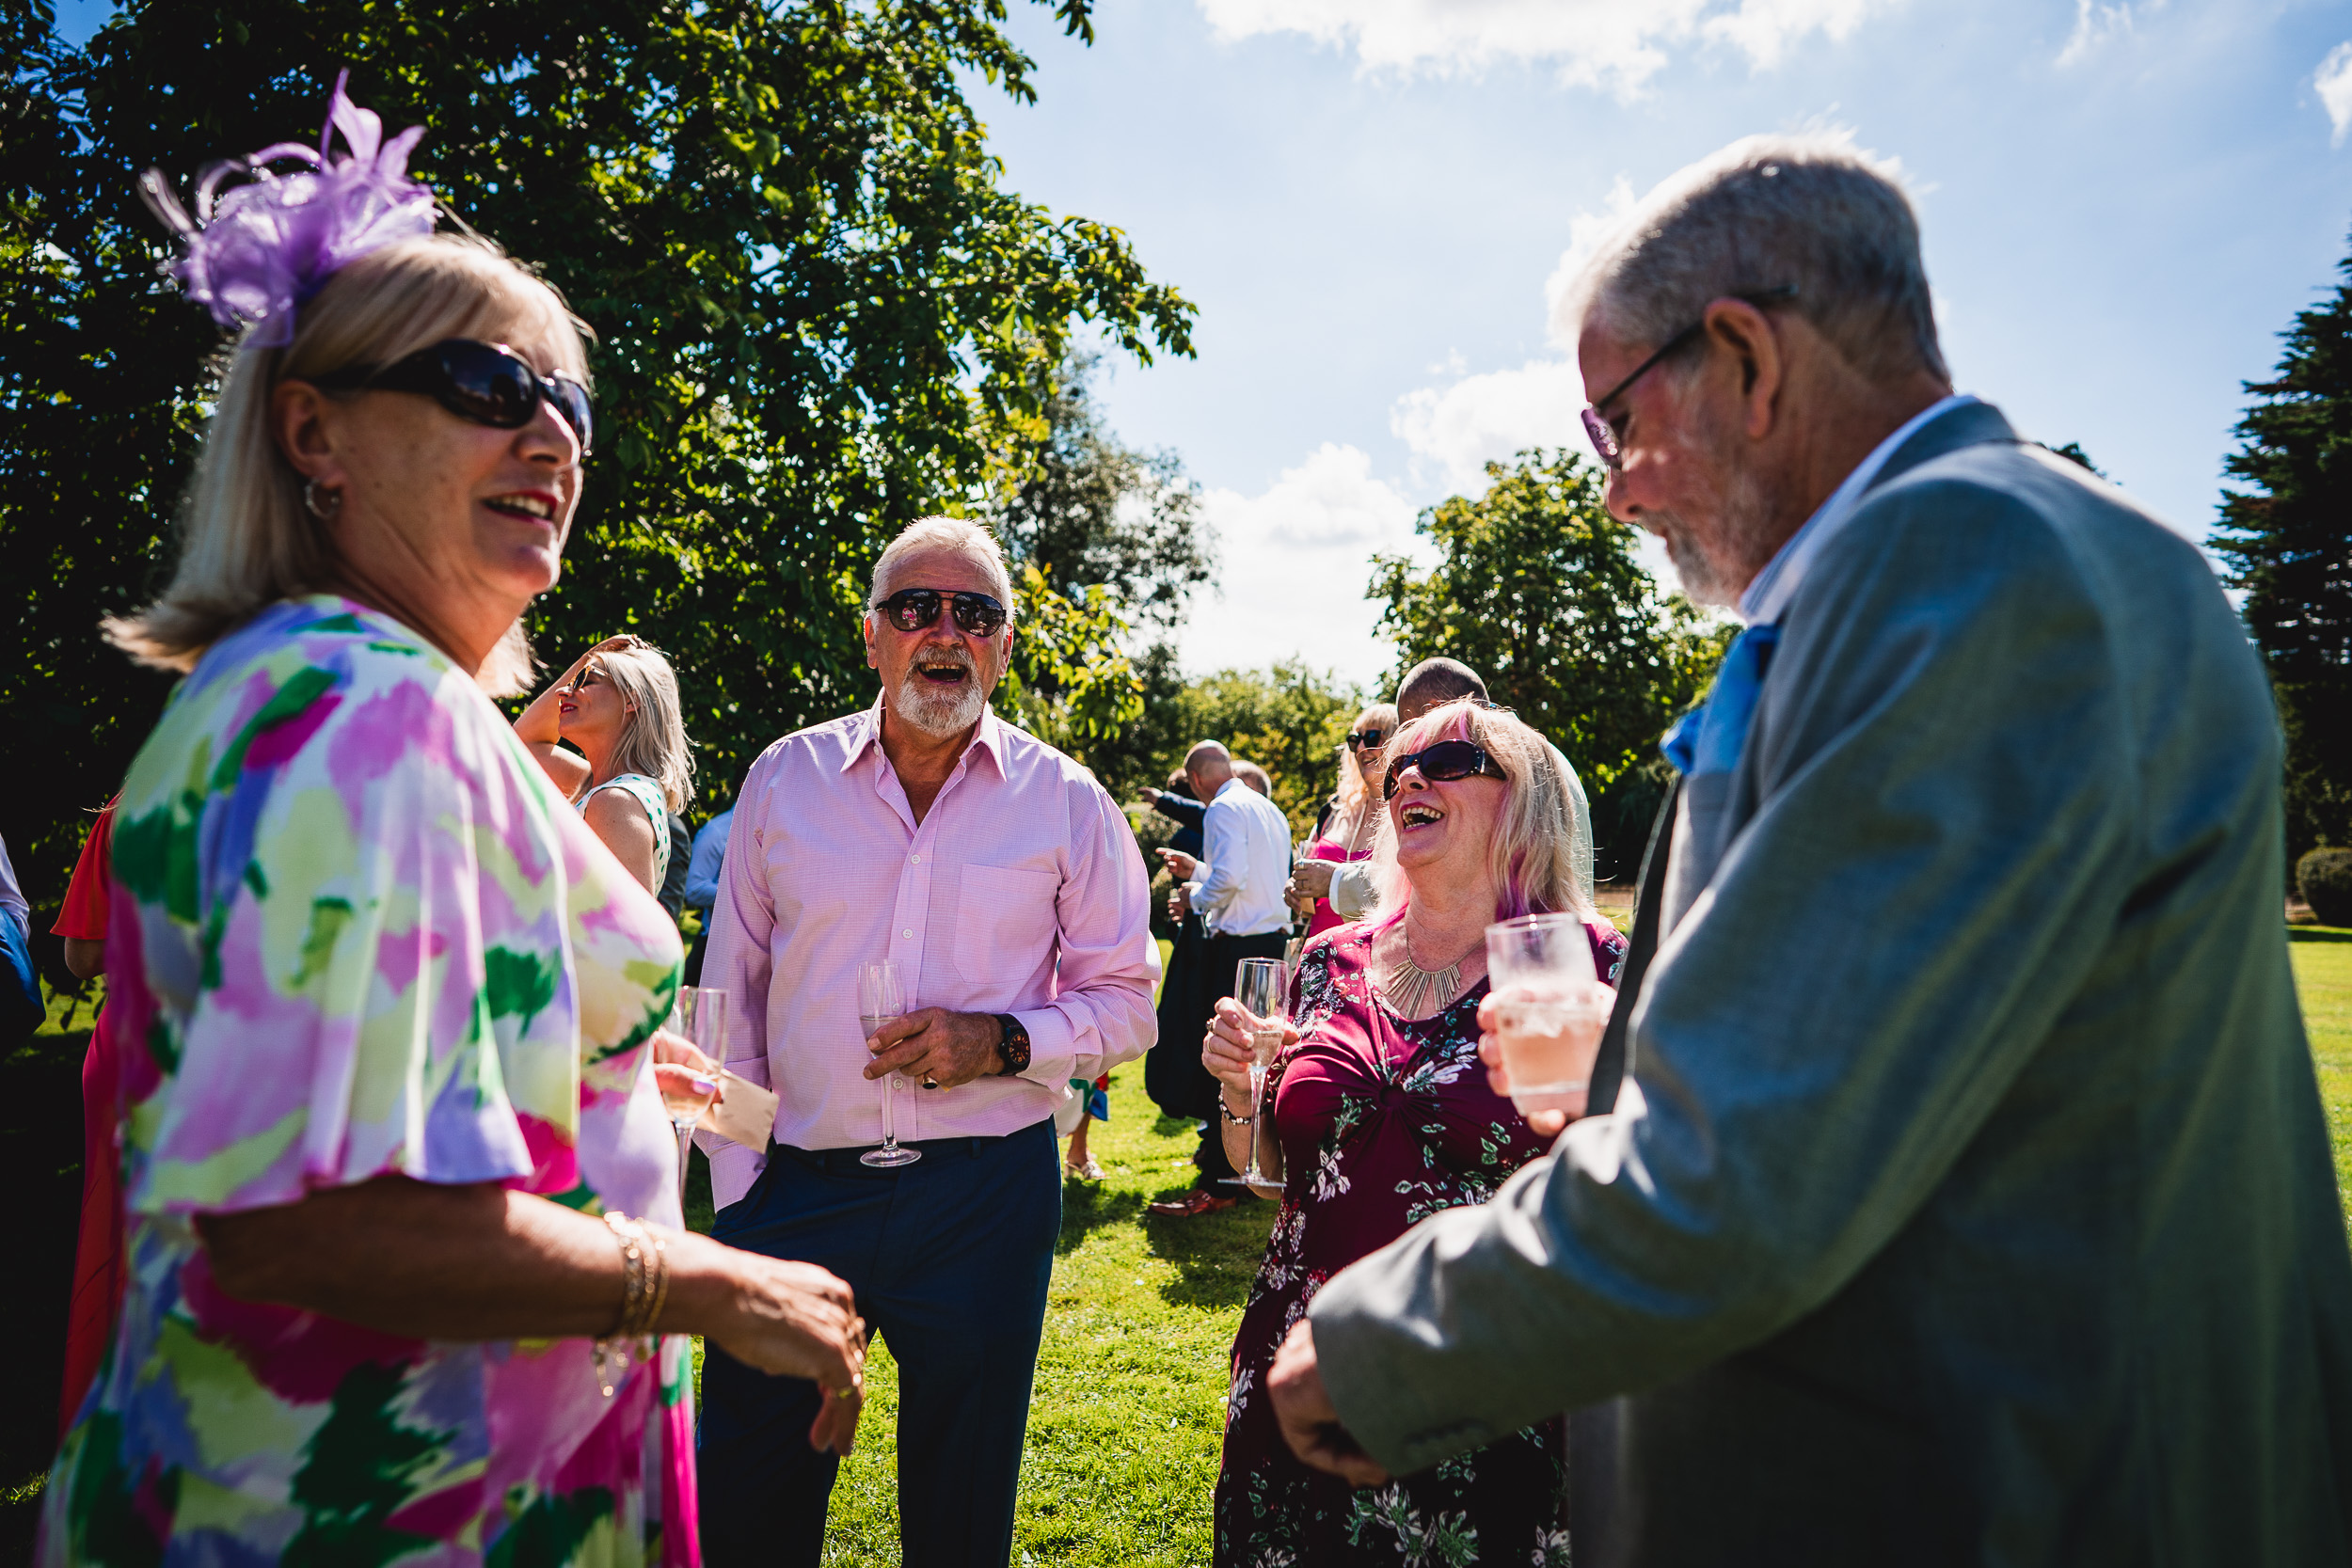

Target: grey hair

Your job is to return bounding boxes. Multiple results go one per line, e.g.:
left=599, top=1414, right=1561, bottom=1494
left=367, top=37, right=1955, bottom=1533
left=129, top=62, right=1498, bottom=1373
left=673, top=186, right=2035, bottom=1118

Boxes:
left=1559, top=133, right=1947, bottom=387
left=866, top=515, right=1017, bottom=621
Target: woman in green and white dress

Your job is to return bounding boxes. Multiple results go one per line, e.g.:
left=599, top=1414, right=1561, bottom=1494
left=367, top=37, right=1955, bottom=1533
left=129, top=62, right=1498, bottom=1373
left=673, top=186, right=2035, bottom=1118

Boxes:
left=516, top=634, right=692, bottom=895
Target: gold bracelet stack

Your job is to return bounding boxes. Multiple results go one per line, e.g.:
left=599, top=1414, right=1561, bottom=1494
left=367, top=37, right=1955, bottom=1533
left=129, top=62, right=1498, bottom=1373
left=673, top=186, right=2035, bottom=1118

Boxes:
left=594, top=1212, right=672, bottom=1398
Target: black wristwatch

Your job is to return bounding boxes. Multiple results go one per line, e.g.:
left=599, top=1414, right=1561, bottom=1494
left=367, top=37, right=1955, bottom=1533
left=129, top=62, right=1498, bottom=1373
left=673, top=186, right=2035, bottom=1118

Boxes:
left=992, top=1013, right=1032, bottom=1076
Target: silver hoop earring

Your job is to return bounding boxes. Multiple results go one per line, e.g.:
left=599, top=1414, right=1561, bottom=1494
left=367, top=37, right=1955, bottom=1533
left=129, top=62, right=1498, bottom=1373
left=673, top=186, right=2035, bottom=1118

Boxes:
left=304, top=480, right=342, bottom=521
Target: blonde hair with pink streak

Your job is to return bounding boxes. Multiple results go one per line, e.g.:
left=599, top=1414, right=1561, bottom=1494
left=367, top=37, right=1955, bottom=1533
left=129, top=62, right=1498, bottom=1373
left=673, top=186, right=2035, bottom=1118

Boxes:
left=1365, top=698, right=1595, bottom=927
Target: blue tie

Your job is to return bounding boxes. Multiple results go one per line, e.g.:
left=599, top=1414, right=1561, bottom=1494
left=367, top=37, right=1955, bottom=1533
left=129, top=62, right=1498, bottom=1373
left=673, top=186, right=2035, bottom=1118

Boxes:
left=1661, top=624, right=1781, bottom=778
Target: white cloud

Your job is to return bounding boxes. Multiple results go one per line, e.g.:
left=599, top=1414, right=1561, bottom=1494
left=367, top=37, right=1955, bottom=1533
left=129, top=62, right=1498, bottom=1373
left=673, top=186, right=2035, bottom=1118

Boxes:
left=1177, top=444, right=1422, bottom=686
left=2056, top=0, right=2158, bottom=67
left=2319, top=41, right=2352, bottom=147
left=1196, top=0, right=1900, bottom=93
left=1544, top=173, right=1639, bottom=344
left=1391, top=358, right=1590, bottom=493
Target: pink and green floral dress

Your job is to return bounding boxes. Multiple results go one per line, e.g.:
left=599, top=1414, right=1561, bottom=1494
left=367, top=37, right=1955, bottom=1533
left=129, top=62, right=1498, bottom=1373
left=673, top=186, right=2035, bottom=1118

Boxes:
left=40, top=595, right=695, bottom=1568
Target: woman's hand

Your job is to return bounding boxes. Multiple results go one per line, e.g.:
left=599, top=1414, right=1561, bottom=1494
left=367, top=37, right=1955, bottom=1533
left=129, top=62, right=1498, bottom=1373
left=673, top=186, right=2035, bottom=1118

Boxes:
left=650, top=1028, right=723, bottom=1124
left=700, top=1251, right=864, bottom=1379
left=1203, top=996, right=1298, bottom=1106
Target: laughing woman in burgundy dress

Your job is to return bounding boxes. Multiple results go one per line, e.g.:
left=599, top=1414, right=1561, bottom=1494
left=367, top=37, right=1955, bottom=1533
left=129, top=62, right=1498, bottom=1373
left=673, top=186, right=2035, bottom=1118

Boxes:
left=1203, top=698, right=1625, bottom=1567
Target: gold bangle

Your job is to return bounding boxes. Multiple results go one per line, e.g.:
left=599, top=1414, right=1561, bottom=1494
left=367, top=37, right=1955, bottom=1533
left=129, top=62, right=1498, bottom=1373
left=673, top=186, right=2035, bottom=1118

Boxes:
left=596, top=1212, right=653, bottom=1397
left=633, top=1223, right=671, bottom=1338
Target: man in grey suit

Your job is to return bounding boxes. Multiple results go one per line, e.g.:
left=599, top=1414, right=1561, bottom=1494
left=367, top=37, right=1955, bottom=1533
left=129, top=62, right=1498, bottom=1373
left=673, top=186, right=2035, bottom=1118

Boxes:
left=1264, top=134, right=2352, bottom=1563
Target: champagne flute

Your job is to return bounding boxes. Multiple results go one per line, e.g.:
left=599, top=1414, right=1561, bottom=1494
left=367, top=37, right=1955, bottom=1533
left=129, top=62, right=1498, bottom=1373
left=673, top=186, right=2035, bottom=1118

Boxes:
left=1222, top=957, right=1290, bottom=1195
left=1484, top=912, right=1608, bottom=1118
left=665, top=987, right=728, bottom=1195
left=857, top=959, right=921, bottom=1168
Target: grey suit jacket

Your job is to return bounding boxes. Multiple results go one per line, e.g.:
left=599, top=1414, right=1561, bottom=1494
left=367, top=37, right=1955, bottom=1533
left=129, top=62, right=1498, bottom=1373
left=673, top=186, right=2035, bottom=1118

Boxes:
left=1309, top=401, right=2352, bottom=1565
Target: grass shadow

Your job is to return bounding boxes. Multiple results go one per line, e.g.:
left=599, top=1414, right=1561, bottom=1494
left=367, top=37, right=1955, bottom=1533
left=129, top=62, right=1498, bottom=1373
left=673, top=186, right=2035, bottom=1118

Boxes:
left=2291, top=927, right=2352, bottom=943
left=1140, top=1197, right=1274, bottom=1311
left=1056, top=1181, right=1148, bottom=1257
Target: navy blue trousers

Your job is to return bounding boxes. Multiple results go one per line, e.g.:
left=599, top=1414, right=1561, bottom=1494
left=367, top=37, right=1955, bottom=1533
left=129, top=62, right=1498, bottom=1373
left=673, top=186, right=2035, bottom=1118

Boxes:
left=698, top=1117, right=1060, bottom=1568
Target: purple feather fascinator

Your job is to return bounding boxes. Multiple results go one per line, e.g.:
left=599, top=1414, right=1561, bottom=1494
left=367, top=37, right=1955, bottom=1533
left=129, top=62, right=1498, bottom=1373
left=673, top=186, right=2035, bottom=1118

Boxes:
left=138, top=71, right=437, bottom=349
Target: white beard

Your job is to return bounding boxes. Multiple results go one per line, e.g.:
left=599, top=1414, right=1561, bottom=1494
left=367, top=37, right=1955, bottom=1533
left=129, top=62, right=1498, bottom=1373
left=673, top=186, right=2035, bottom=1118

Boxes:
left=893, top=670, right=989, bottom=737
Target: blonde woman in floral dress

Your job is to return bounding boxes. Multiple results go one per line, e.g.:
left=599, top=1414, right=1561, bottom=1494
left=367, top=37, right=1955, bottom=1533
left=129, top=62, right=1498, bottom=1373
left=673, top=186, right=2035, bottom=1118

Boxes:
left=40, top=83, right=864, bottom=1568
left=1202, top=700, right=1624, bottom=1566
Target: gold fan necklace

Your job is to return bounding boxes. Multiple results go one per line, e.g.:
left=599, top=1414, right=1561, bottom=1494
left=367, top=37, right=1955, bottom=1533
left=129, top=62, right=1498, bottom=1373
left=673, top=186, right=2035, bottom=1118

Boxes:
left=1381, top=916, right=1476, bottom=1018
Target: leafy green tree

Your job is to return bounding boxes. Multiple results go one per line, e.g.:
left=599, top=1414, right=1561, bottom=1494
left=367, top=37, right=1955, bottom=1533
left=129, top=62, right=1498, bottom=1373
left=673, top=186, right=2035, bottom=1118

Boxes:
left=1162, top=660, right=1366, bottom=838
left=0, top=0, right=1190, bottom=911
left=995, top=343, right=1211, bottom=629
left=1368, top=448, right=1731, bottom=879
left=2216, top=248, right=2352, bottom=862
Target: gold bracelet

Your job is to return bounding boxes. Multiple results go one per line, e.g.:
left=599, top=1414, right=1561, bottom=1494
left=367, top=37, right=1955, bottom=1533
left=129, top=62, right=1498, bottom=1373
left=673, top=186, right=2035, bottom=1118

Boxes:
left=631, top=1223, right=671, bottom=1339
left=596, top=1212, right=651, bottom=1397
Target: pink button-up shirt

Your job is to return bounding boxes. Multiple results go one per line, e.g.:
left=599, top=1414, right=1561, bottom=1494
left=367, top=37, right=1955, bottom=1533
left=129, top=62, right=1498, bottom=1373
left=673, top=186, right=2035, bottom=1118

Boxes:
left=700, top=700, right=1160, bottom=1206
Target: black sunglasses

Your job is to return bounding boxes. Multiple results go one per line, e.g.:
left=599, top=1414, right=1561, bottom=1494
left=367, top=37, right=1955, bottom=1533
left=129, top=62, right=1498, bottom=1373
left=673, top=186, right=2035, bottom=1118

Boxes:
left=1344, top=727, right=1386, bottom=750
left=874, top=588, right=1008, bottom=638
left=1383, top=739, right=1505, bottom=800
left=1580, top=285, right=1798, bottom=473
left=312, top=339, right=594, bottom=456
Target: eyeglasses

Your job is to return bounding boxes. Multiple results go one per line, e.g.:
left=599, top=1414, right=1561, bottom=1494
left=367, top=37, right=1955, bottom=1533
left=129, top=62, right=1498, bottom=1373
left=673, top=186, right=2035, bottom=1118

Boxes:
left=1579, top=286, right=1797, bottom=473
left=311, top=339, right=594, bottom=456
left=1383, top=739, right=1506, bottom=800
left=873, top=588, right=1008, bottom=638
left=1344, top=728, right=1386, bottom=750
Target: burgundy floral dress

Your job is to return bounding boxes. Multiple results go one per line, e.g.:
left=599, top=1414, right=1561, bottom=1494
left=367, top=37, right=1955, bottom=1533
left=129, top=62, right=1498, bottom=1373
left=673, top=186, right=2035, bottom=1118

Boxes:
left=1214, top=918, right=1627, bottom=1568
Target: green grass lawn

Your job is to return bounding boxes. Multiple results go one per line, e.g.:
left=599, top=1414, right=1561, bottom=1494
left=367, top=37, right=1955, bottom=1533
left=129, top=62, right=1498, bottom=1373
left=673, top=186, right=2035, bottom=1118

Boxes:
left=2291, top=927, right=2352, bottom=1206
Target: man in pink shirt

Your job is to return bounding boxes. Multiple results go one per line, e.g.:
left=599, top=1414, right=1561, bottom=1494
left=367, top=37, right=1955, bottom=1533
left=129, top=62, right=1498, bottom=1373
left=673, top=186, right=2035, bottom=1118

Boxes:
left=696, top=516, right=1159, bottom=1567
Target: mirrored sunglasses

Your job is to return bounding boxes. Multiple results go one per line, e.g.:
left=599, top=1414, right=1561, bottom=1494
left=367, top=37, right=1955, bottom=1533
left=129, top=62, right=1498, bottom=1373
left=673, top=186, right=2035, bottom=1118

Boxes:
left=1345, top=727, right=1386, bottom=750
left=876, top=588, right=1008, bottom=637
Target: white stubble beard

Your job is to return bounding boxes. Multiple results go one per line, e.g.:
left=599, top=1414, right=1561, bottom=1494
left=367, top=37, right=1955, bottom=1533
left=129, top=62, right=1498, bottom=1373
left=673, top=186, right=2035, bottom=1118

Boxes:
left=892, top=645, right=992, bottom=738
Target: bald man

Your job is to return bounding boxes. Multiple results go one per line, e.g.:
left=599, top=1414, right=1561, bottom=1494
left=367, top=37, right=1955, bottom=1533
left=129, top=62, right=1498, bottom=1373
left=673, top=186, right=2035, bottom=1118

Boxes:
left=1147, top=740, right=1294, bottom=1217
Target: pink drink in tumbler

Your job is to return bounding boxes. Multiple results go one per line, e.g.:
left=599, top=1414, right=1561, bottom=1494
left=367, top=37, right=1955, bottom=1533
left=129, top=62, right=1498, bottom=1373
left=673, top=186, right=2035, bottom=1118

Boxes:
left=1485, top=912, right=1609, bottom=1118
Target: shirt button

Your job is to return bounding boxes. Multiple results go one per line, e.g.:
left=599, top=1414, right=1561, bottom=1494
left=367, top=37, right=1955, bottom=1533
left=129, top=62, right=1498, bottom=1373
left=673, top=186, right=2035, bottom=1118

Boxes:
left=910, top=853, right=920, bottom=863
left=902, top=928, right=914, bottom=939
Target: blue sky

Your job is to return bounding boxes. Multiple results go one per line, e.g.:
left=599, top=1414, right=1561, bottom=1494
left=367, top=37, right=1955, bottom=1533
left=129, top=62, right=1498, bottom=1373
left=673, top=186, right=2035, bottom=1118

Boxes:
left=57, top=0, right=2352, bottom=689
left=969, top=0, right=2352, bottom=686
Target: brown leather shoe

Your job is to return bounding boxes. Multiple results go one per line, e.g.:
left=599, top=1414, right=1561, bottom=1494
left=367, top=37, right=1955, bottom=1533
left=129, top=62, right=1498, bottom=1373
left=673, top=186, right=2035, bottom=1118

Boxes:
left=1147, top=1189, right=1238, bottom=1218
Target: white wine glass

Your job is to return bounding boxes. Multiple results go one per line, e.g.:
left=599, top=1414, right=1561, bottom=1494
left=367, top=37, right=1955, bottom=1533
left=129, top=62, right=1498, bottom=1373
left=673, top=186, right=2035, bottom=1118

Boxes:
left=1222, top=957, right=1290, bottom=1195
left=858, top=959, right=920, bottom=1168
left=665, top=987, right=728, bottom=1196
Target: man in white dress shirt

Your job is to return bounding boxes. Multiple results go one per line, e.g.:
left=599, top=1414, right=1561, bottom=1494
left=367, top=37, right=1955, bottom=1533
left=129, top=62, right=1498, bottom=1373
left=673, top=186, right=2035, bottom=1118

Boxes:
left=1146, top=738, right=1295, bottom=1217
left=696, top=516, right=1159, bottom=1567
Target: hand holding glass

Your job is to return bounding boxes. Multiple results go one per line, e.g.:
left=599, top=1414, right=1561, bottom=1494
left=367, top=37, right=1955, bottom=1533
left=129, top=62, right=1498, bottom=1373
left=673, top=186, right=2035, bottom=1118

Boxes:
left=858, top=960, right=920, bottom=1167
left=1484, top=913, right=1611, bottom=1119
left=1223, top=957, right=1290, bottom=1196
left=664, top=987, right=728, bottom=1194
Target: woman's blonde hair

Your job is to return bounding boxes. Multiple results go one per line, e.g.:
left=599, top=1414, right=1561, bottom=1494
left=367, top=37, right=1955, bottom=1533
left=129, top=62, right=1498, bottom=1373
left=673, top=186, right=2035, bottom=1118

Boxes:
left=104, top=233, right=590, bottom=696
left=1368, top=698, right=1595, bottom=924
left=1335, top=702, right=1398, bottom=818
left=595, top=641, right=695, bottom=814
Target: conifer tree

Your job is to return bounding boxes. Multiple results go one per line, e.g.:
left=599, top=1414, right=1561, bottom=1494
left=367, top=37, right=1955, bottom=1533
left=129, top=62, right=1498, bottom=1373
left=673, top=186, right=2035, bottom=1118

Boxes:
left=2216, top=242, right=2352, bottom=862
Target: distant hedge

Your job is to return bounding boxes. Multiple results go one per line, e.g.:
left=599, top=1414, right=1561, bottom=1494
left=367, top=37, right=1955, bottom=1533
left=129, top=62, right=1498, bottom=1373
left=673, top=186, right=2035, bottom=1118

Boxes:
left=2298, top=847, right=2352, bottom=927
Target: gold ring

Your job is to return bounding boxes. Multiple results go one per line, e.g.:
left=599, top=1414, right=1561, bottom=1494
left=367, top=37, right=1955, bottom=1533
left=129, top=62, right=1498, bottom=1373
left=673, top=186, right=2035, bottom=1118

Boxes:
left=922, top=1075, right=939, bottom=1089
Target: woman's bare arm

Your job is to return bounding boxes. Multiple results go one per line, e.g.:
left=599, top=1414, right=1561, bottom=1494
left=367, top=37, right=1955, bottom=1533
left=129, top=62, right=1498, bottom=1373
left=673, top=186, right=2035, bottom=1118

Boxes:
left=583, top=787, right=661, bottom=894
left=200, top=1176, right=869, bottom=1453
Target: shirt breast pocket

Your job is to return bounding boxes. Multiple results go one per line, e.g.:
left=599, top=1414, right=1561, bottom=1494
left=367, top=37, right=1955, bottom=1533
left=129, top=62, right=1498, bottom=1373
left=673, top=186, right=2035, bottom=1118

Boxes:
left=953, top=863, right=1059, bottom=990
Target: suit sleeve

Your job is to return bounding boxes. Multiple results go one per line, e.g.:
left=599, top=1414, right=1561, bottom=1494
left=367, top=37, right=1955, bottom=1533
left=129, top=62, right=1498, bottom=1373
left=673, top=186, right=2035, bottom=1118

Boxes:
left=1310, top=477, right=2139, bottom=1473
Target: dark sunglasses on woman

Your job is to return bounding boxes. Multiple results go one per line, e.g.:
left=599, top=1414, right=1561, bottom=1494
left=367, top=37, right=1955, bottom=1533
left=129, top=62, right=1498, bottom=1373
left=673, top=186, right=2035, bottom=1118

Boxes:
left=311, top=339, right=595, bottom=456
left=874, top=588, right=1009, bottom=638
left=1383, top=739, right=1505, bottom=800
left=1344, top=727, right=1386, bottom=750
